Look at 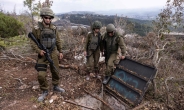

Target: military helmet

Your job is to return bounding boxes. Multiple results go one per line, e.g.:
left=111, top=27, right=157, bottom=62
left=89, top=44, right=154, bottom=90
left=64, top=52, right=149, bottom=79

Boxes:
left=92, top=21, right=102, bottom=29
left=106, top=24, right=116, bottom=32
left=40, top=7, right=54, bottom=18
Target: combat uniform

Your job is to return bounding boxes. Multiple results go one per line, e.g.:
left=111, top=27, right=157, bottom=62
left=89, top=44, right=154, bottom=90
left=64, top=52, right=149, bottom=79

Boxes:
left=84, top=32, right=101, bottom=73
left=84, top=21, right=102, bottom=76
left=102, top=32, right=126, bottom=76
left=31, top=22, right=63, bottom=91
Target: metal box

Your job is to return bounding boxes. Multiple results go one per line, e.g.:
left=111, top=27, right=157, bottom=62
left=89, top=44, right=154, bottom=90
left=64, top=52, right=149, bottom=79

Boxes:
left=105, top=58, right=157, bottom=106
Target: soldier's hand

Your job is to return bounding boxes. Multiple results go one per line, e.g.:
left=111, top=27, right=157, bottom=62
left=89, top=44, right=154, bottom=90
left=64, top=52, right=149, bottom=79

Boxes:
left=40, top=50, right=46, bottom=56
left=59, top=53, right=63, bottom=60
left=121, top=56, right=125, bottom=60
left=84, top=51, right=87, bottom=56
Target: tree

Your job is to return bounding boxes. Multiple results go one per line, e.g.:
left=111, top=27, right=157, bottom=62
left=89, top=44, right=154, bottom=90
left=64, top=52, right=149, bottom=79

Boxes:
left=0, top=12, right=24, bottom=38
left=23, top=0, right=53, bottom=26
left=23, top=0, right=35, bottom=26
left=149, top=1, right=184, bottom=104
left=153, top=0, right=184, bottom=35
left=42, top=0, right=53, bottom=8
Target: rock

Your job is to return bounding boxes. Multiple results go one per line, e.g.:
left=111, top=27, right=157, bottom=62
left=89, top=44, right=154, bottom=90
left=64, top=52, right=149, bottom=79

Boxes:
left=22, top=78, right=27, bottom=80
left=49, top=95, right=58, bottom=103
left=32, top=85, right=39, bottom=90
left=49, top=92, right=53, bottom=95
left=33, top=105, right=37, bottom=108
left=4, top=69, right=8, bottom=72
left=49, top=99, right=54, bottom=103
left=19, top=84, right=29, bottom=89
left=32, top=81, right=39, bottom=85
left=59, top=96, right=64, bottom=100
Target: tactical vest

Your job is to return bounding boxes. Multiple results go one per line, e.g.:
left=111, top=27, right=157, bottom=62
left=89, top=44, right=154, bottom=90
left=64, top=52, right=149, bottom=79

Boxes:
left=103, top=32, right=120, bottom=54
left=40, top=28, right=56, bottom=49
left=35, top=22, right=56, bottom=50
left=87, top=32, right=101, bottom=51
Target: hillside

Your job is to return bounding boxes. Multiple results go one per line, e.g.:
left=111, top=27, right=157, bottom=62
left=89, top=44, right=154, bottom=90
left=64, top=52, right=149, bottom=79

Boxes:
left=0, top=10, right=184, bottom=110
left=56, top=13, right=153, bottom=36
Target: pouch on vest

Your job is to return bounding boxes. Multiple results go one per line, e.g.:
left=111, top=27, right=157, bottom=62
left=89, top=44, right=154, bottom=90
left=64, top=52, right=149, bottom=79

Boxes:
left=40, top=28, right=56, bottom=49
left=88, top=36, right=98, bottom=51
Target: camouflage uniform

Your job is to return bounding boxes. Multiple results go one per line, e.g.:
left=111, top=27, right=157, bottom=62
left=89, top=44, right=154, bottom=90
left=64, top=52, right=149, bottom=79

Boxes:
left=30, top=8, right=62, bottom=91
left=84, top=21, right=102, bottom=74
left=102, top=24, right=126, bottom=76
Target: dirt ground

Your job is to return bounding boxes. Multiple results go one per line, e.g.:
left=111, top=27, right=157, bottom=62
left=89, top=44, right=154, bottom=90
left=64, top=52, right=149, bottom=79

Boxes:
left=0, top=49, right=183, bottom=110
left=0, top=52, right=105, bottom=110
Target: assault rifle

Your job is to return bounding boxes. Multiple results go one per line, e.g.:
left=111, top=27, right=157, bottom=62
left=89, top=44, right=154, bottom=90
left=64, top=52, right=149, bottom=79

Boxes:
left=28, top=32, right=59, bottom=73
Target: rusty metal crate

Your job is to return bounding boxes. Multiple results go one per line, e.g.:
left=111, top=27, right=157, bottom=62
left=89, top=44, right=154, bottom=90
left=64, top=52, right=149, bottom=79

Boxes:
left=105, top=57, right=157, bottom=106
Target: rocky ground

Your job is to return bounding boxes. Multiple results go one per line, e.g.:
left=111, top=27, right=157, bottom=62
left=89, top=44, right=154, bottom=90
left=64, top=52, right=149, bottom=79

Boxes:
left=0, top=46, right=183, bottom=110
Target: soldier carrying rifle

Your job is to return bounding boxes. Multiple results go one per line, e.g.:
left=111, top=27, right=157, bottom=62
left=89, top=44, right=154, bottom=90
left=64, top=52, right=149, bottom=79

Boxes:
left=30, top=7, right=65, bottom=102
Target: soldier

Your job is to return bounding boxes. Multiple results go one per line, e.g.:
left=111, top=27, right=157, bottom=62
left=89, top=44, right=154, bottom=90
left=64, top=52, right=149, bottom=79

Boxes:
left=102, top=24, right=126, bottom=84
left=30, top=7, right=65, bottom=102
left=84, top=21, right=102, bottom=79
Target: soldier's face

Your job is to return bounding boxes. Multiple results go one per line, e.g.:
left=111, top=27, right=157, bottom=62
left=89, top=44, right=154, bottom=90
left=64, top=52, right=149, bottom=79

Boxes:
left=43, top=16, right=53, bottom=25
left=108, top=31, right=114, bottom=36
left=94, top=28, right=100, bottom=33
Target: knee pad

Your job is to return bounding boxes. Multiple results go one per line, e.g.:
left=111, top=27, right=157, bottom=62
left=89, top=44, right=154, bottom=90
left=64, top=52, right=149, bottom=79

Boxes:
left=35, top=63, right=47, bottom=71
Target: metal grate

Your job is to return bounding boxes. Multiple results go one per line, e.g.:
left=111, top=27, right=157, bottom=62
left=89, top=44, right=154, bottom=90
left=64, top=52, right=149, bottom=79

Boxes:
left=105, top=57, right=157, bottom=106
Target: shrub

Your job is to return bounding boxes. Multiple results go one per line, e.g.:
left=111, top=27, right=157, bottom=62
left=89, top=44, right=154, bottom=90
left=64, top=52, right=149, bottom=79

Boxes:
left=0, top=12, right=24, bottom=38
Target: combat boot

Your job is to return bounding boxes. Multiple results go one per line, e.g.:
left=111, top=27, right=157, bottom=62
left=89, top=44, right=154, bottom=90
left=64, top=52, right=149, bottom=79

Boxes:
left=37, top=90, right=48, bottom=102
left=53, top=86, right=65, bottom=93
left=103, top=76, right=110, bottom=84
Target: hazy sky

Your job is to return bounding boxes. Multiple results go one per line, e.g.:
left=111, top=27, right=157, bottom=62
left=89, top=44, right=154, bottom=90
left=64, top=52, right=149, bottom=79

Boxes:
left=1, top=0, right=167, bottom=14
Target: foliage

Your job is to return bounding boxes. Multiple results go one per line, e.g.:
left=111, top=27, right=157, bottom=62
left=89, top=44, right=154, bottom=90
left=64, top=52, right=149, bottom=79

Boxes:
left=58, top=14, right=153, bottom=36
left=152, top=0, right=184, bottom=35
left=0, top=35, right=29, bottom=48
left=0, top=12, right=24, bottom=38
left=141, top=1, right=184, bottom=109
left=125, top=32, right=184, bottom=109
left=23, top=0, right=39, bottom=25
left=23, top=0, right=53, bottom=26
left=166, top=0, right=184, bottom=28
left=16, top=14, right=32, bottom=34
left=42, top=0, right=53, bottom=8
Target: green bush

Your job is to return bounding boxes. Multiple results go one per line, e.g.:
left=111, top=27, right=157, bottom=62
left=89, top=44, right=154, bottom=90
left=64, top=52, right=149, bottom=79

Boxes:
left=0, top=12, right=24, bottom=38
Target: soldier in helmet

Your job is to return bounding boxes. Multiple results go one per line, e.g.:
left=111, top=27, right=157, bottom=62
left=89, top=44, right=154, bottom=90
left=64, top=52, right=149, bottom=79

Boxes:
left=84, top=20, right=102, bottom=79
left=102, top=24, right=126, bottom=84
left=30, top=7, right=65, bottom=102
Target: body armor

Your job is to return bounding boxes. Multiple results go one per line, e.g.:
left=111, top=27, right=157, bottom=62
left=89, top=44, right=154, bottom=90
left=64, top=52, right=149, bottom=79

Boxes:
left=88, top=35, right=99, bottom=50
left=103, top=32, right=119, bottom=56
left=40, top=28, right=56, bottom=49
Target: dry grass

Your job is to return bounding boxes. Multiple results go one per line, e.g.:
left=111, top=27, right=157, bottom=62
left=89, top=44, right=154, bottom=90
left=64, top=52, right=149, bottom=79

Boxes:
left=125, top=32, right=184, bottom=109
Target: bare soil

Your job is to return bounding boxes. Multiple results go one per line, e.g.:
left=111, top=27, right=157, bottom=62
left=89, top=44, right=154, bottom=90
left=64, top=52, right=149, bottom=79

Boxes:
left=0, top=53, right=103, bottom=110
left=0, top=48, right=183, bottom=110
